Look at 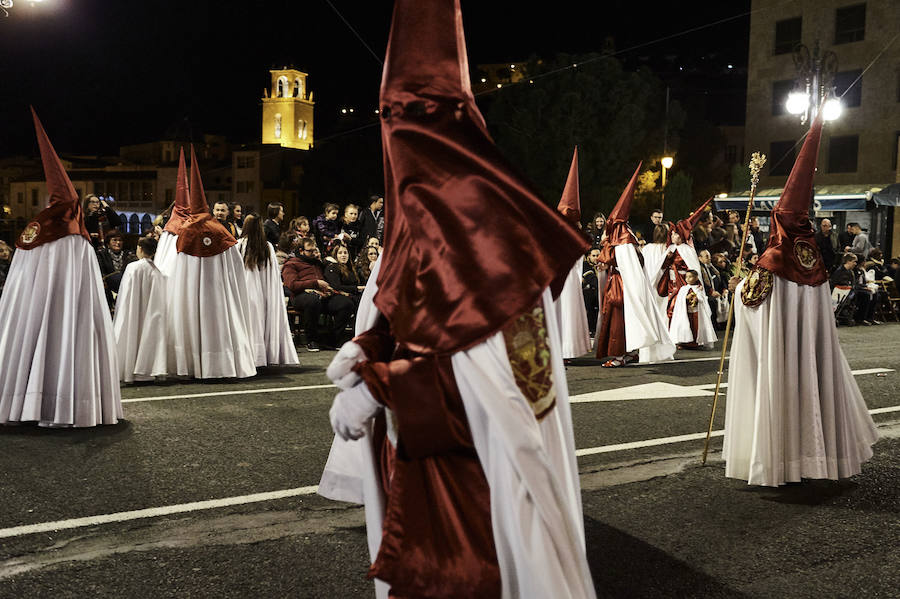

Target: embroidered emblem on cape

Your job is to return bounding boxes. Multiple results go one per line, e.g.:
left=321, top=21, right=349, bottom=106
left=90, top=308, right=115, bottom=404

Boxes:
left=686, top=289, right=699, bottom=313
left=19, top=222, right=40, bottom=245
left=202, top=236, right=212, bottom=247
left=502, top=305, right=556, bottom=420
left=741, top=266, right=773, bottom=308
left=794, top=240, right=819, bottom=270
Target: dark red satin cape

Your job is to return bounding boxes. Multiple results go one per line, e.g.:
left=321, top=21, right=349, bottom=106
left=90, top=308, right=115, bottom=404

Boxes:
left=595, top=243, right=627, bottom=358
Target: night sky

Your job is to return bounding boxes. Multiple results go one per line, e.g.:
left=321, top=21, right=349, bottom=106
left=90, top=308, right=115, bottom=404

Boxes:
left=0, top=0, right=750, bottom=157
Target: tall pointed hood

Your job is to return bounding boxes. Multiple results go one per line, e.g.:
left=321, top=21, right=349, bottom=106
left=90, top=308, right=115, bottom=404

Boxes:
left=374, top=0, right=588, bottom=355
left=557, top=147, right=581, bottom=225
left=673, top=196, right=714, bottom=246
left=175, top=146, right=236, bottom=257
left=605, top=163, right=641, bottom=246
left=163, top=147, right=190, bottom=235
left=756, top=112, right=827, bottom=286
left=17, top=108, right=91, bottom=250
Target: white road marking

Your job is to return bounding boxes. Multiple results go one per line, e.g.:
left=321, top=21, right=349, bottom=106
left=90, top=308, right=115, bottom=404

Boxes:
left=0, top=486, right=319, bottom=540
left=572, top=368, right=895, bottom=403
left=2, top=404, right=897, bottom=540
left=121, top=384, right=336, bottom=404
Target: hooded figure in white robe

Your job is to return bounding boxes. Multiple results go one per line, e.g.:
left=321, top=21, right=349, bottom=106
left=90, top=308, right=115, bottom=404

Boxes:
left=319, top=3, right=596, bottom=597
left=0, top=109, right=122, bottom=427
left=168, top=146, right=256, bottom=379
left=114, top=237, right=169, bottom=383
left=553, top=146, right=592, bottom=359
left=723, top=113, right=878, bottom=486
left=236, top=215, right=299, bottom=367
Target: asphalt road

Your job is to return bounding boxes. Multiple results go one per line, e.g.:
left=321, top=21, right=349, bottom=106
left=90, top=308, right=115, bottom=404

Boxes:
left=1, top=324, right=898, bottom=598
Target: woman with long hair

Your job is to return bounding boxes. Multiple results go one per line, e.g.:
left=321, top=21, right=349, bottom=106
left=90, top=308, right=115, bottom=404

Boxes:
left=584, top=212, right=606, bottom=247
left=237, top=214, right=299, bottom=367
left=355, top=245, right=380, bottom=283
left=325, top=244, right=365, bottom=308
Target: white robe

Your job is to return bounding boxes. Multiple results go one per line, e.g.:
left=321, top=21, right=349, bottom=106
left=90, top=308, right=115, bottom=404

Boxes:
left=237, top=239, right=299, bottom=367
left=155, top=231, right=178, bottom=277
left=0, top=235, right=123, bottom=427
left=168, top=246, right=256, bottom=379
left=723, top=276, right=878, bottom=486
left=114, top=258, right=169, bottom=382
left=641, top=242, right=669, bottom=319
left=553, top=258, right=591, bottom=359
left=320, top=256, right=595, bottom=599
left=612, top=245, right=674, bottom=363
left=668, top=283, right=716, bottom=348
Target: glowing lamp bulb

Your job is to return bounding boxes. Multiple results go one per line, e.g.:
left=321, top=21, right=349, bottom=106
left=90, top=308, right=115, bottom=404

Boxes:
left=661, top=156, right=674, bottom=169
left=785, top=92, right=809, bottom=115
left=822, top=97, right=843, bottom=121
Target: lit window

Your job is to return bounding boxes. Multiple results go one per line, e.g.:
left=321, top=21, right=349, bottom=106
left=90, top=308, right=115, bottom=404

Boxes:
left=274, top=114, right=282, bottom=139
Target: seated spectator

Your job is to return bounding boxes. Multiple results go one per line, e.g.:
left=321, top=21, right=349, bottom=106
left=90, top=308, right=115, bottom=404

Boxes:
left=355, top=245, right=380, bottom=284
left=365, top=236, right=381, bottom=253
left=83, top=194, right=123, bottom=248
left=0, top=240, right=12, bottom=298
left=865, top=248, right=886, bottom=279
left=313, top=202, right=342, bottom=252
left=96, top=231, right=136, bottom=299
left=282, top=237, right=354, bottom=352
left=831, top=253, right=877, bottom=325
left=275, top=232, right=296, bottom=270
left=358, top=194, right=384, bottom=245
left=325, top=244, right=365, bottom=308
left=289, top=216, right=314, bottom=241
left=337, top=204, right=363, bottom=257
left=264, top=203, right=284, bottom=246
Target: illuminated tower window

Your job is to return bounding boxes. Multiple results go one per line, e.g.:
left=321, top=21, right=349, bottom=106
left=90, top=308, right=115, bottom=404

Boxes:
left=274, top=114, right=282, bottom=139
left=277, top=76, right=288, bottom=98
left=293, top=78, right=301, bottom=98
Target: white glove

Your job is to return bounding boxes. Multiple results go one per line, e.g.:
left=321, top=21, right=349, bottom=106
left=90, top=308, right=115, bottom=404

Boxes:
left=329, top=383, right=381, bottom=441
left=326, top=341, right=366, bottom=390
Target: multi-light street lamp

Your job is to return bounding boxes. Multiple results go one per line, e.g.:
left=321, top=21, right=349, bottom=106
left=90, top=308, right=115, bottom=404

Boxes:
left=785, top=41, right=843, bottom=123
left=1, top=0, right=43, bottom=17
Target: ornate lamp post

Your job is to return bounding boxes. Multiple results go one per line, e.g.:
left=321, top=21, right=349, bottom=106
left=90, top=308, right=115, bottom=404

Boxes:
left=786, top=41, right=843, bottom=123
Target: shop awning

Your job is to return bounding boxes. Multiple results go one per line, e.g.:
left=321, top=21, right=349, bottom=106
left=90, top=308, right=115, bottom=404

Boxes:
left=872, top=183, right=900, bottom=207
left=714, top=184, right=890, bottom=212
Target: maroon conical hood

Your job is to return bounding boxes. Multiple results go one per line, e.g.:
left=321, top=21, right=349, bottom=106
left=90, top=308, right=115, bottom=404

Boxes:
left=557, top=147, right=581, bottom=225
left=164, top=147, right=190, bottom=234
left=674, top=196, right=714, bottom=246
left=756, top=112, right=828, bottom=286
left=17, top=108, right=91, bottom=249
left=373, top=0, right=588, bottom=355
left=175, top=145, right=236, bottom=257
left=606, top=163, right=641, bottom=246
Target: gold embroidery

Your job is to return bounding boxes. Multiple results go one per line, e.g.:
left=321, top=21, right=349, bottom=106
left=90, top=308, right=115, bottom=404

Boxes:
left=794, top=240, right=819, bottom=270
left=741, top=266, right=774, bottom=307
left=502, top=305, right=556, bottom=420
left=19, top=222, right=40, bottom=245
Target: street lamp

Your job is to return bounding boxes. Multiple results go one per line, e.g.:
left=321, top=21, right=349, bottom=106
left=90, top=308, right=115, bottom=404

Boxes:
left=787, top=41, right=842, bottom=124
left=660, top=156, right=674, bottom=212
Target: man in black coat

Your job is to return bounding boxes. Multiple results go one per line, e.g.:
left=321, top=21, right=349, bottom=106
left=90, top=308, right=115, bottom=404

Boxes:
left=814, top=218, right=839, bottom=272
left=358, top=194, right=384, bottom=245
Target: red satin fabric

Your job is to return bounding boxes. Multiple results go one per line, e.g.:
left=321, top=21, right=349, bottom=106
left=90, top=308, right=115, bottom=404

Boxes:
left=374, top=0, right=587, bottom=356
left=756, top=114, right=828, bottom=287
left=177, top=146, right=237, bottom=257
left=164, top=148, right=191, bottom=235
left=657, top=252, right=688, bottom=300
left=18, top=109, right=91, bottom=249
left=355, top=346, right=500, bottom=598
left=594, top=244, right=626, bottom=358
left=673, top=196, right=713, bottom=246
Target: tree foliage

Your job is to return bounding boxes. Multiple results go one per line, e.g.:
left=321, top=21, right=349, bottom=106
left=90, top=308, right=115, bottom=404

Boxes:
left=483, top=52, right=684, bottom=224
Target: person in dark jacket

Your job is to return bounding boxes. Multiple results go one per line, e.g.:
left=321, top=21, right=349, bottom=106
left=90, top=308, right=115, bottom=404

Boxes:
left=325, top=244, right=365, bottom=308
left=96, top=231, right=136, bottom=305
left=263, top=203, right=284, bottom=246
left=338, top=204, right=363, bottom=258
left=0, top=240, right=12, bottom=299
left=357, top=194, right=384, bottom=245
left=815, top=218, right=839, bottom=272
left=84, top=194, right=123, bottom=247
left=312, top=202, right=342, bottom=252
left=282, top=237, right=354, bottom=351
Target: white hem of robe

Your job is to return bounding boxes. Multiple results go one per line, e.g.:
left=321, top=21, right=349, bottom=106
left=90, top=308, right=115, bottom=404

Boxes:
left=0, top=235, right=123, bottom=427
left=114, top=258, right=169, bottom=382
left=237, top=239, right=299, bottom=367
left=723, top=276, right=878, bottom=486
left=554, top=258, right=592, bottom=359
left=155, top=231, right=178, bottom=277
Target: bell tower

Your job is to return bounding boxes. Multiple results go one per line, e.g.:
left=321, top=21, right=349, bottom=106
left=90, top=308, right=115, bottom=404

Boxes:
left=262, top=68, right=314, bottom=150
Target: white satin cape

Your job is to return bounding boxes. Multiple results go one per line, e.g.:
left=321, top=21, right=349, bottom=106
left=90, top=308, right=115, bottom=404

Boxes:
left=668, top=283, right=716, bottom=348
left=319, top=256, right=596, bottom=599
left=155, top=231, right=178, bottom=277
left=553, top=258, right=592, bottom=359
left=0, top=235, right=123, bottom=427
left=114, top=258, right=169, bottom=382
left=236, top=239, right=299, bottom=367
left=168, top=246, right=256, bottom=379
left=614, top=245, right=674, bottom=363
left=641, top=242, right=669, bottom=318
left=722, top=276, right=878, bottom=486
